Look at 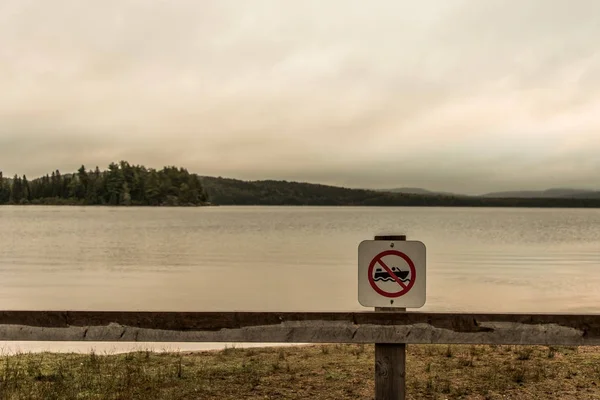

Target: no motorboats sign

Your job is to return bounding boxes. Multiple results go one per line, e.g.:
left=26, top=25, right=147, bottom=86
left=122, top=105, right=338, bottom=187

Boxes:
left=358, top=239, right=426, bottom=308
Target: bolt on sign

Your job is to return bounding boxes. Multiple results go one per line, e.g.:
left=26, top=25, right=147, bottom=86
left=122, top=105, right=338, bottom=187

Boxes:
left=358, top=239, right=426, bottom=308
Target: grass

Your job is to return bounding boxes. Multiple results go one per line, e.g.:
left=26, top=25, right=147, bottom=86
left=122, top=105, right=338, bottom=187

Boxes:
left=0, top=345, right=599, bottom=399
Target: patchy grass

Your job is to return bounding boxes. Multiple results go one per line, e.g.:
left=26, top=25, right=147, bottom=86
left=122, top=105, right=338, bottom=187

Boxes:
left=0, top=345, right=599, bottom=399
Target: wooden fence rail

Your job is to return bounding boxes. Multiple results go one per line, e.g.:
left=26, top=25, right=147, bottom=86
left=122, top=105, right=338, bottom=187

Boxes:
left=1, top=311, right=599, bottom=346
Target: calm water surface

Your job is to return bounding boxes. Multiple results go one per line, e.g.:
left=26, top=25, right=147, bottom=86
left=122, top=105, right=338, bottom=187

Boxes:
left=1, top=206, right=599, bottom=352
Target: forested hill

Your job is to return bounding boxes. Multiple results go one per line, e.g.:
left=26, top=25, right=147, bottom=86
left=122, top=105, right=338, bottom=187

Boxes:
left=0, top=162, right=207, bottom=206
left=200, top=176, right=600, bottom=208
left=2, top=164, right=599, bottom=207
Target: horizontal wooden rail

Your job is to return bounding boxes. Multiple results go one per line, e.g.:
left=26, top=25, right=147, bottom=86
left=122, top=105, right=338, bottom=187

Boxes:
left=1, top=311, right=599, bottom=346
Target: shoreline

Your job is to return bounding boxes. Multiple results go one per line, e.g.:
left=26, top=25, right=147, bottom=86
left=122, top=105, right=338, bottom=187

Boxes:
left=2, top=203, right=600, bottom=209
left=0, top=341, right=300, bottom=356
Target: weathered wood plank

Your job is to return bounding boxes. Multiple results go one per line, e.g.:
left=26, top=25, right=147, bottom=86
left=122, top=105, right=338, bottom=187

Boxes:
left=0, top=311, right=599, bottom=345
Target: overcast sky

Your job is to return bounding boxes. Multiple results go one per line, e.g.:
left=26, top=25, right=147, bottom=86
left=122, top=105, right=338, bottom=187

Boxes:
left=1, top=0, right=599, bottom=194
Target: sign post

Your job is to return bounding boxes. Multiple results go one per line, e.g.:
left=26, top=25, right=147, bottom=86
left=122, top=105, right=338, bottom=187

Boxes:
left=359, top=235, right=427, bottom=400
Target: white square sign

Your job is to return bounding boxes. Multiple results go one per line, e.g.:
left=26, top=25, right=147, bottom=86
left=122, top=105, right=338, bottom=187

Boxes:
left=358, top=240, right=426, bottom=308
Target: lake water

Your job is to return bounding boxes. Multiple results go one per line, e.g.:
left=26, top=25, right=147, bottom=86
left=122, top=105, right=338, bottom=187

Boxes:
left=1, top=206, right=599, bottom=353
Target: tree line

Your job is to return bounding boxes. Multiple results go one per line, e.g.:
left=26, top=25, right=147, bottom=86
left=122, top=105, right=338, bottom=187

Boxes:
left=2, top=165, right=599, bottom=207
left=0, top=161, right=208, bottom=206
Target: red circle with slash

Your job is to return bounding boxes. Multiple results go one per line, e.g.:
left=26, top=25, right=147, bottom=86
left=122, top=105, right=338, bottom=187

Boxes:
left=367, top=250, right=416, bottom=298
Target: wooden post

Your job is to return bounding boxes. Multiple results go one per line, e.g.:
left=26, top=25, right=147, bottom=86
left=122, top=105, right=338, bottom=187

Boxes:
left=374, top=235, right=406, bottom=400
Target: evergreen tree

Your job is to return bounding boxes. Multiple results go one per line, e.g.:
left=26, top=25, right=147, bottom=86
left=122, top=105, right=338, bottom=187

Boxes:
left=61, top=175, right=71, bottom=199
left=179, top=183, right=192, bottom=204
left=22, top=175, right=31, bottom=202
left=42, top=175, right=52, bottom=198
left=50, top=171, right=58, bottom=198
left=121, top=182, right=132, bottom=205
left=130, top=169, right=145, bottom=204
left=10, top=175, right=23, bottom=204
left=106, top=162, right=124, bottom=205
left=0, top=172, right=10, bottom=204
left=75, top=165, right=88, bottom=200
left=145, top=170, right=161, bottom=206
left=188, top=175, right=207, bottom=203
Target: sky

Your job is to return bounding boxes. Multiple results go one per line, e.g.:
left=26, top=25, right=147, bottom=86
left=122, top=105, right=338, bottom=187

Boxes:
left=1, top=0, right=599, bottom=195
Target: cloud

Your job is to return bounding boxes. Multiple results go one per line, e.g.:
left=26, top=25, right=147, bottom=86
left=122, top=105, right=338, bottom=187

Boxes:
left=1, top=0, right=599, bottom=193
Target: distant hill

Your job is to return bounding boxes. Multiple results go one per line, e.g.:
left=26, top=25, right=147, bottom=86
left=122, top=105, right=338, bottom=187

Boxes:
left=570, top=191, right=600, bottom=199
left=200, top=176, right=600, bottom=208
left=379, top=187, right=460, bottom=196
left=481, top=189, right=597, bottom=198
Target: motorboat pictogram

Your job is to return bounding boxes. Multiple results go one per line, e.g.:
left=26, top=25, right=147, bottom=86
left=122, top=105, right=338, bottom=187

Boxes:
left=374, top=267, right=410, bottom=282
